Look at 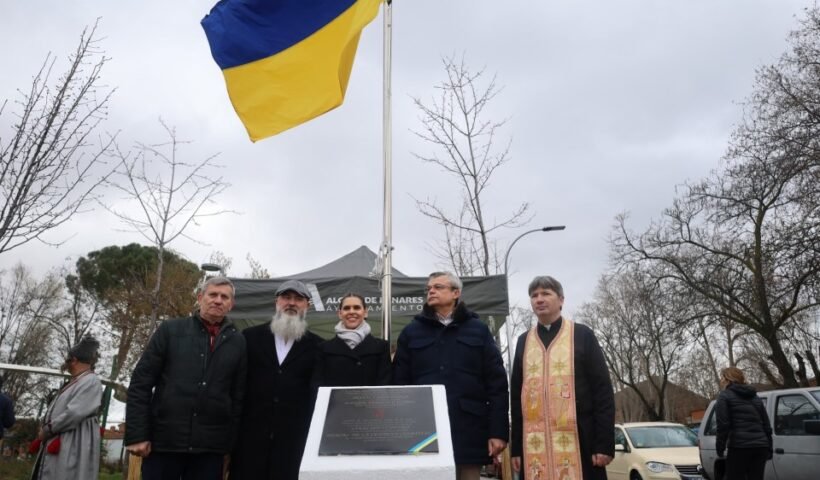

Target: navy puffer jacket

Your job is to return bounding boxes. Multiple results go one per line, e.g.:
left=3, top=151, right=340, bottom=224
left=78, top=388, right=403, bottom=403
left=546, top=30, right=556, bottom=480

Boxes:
left=715, top=383, right=772, bottom=456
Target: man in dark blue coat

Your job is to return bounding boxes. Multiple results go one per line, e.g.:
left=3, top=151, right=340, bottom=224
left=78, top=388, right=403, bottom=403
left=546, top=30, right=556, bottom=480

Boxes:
left=393, top=271, right=509, bottom=480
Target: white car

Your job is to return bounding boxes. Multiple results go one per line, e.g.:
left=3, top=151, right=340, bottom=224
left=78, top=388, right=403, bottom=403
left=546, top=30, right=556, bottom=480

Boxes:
left=608, top=422, right=703, bottom=480
left=698, top=386, right=820, bottom=480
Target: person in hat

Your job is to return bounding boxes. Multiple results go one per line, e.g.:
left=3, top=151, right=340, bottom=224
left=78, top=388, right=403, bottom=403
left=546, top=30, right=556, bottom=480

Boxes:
left=312, top=292, right=391, bottom=387
left=31, top=336, right=103, bottom=480
left=125, top=276, right=247, bottom=480
left=230, top=279, right=324, bottom=480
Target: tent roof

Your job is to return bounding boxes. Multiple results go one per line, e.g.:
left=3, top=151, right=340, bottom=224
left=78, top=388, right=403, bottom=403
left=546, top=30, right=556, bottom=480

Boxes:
left=227, top=246, right=508, bottom=340
left=229, top=275, right=509, bottom=340
left=289, top=245, right=406, bottom=279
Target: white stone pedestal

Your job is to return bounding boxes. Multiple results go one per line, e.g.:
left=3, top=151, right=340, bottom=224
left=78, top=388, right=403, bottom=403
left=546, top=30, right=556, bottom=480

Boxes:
left=299, top=385, right=455, bottom=480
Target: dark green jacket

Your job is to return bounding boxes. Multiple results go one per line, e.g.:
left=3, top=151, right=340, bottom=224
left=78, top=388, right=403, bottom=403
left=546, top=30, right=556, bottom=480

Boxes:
left=125, top=314, right=247, bottom=453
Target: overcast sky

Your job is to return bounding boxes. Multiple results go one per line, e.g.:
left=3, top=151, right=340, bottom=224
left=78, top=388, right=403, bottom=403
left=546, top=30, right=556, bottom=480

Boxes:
left=1, top=0, right=814, bottom=320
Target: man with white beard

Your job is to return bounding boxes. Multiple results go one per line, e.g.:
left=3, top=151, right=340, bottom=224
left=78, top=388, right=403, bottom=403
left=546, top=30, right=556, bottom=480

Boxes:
left=229, top=280, right=323, bottom=480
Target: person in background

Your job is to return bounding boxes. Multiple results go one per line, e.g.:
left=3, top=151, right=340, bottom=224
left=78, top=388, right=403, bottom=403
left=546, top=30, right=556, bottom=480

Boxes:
left=0, top=375, right=15, bottom=457
left=715, top=366, right=772, bottom=480
left=313, top=293, right=391, bottom=387
left=31, top=336, right=103, bottom=480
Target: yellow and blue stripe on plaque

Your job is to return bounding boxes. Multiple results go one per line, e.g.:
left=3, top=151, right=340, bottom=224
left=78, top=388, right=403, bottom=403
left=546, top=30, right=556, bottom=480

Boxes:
left=202, top=0, right=381, bottom=141
left=408, top=433, right=438, bottom=454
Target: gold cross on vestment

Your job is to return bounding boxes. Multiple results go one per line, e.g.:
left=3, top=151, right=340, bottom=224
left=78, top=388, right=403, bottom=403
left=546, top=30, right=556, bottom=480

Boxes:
left=551, top=358, right=567, bottom=375
left=528, top=434, right=544, bottom=452
left=556, top=433, right=572, bottom=450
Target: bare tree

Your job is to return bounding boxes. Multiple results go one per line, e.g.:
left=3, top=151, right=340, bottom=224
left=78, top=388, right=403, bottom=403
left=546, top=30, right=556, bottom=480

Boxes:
left=106, top=120, right=231, bottom=326
left=0, top=264, right=62, bottom=414
left=207, top=250, right=233, bottom=275
left=412, top=56, right=530, bottom=276
left=579, top=267, right=689, bottom=421
left=613, top=7, right=820, bottom=387
left=0, top=21, right=115, bottom=255
left=58, top=270, right=103, bottom=350
left=246, top=253, right=271, bottom=279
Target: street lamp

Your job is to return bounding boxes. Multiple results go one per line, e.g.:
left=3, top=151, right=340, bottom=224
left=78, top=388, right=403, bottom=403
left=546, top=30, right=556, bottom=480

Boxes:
left=503, top=226, right=566, bottom=277
left=502, top=225, right=566, bottom=372
left=200, top=263, right=224, bottom=277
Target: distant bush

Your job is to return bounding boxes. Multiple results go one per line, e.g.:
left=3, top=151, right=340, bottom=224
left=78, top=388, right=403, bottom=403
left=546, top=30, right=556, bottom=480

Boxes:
left=3, top=418, right=39, bottom=452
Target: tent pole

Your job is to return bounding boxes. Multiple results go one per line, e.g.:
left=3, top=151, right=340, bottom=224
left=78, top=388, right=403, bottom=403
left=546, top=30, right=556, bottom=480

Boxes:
left=380, top=0, right=393, bottom=343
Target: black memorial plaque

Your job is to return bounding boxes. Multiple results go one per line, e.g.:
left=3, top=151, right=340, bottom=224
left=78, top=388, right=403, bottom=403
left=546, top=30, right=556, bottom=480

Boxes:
left=318, top=387, right=439, bottom=455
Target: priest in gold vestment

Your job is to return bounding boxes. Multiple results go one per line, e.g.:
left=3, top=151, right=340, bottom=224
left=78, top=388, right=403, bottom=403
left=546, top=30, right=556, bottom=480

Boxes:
left=511, top=276, right=615, bottom=480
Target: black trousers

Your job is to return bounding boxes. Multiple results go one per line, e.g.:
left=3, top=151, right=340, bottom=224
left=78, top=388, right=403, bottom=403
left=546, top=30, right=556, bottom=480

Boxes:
left=142, top=451, right=224, bottom=480
left=726, top=447, right=769, bottom=480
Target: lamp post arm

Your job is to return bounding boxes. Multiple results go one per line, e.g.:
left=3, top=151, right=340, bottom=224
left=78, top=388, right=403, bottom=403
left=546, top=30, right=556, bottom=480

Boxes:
left=502, top=225, right=565, bottom=376
left=503, top=226, right=566, bottom=276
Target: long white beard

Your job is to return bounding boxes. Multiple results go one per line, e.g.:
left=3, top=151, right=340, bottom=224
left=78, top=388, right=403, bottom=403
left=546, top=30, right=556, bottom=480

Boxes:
left=269, top=309, right=307, bottom=341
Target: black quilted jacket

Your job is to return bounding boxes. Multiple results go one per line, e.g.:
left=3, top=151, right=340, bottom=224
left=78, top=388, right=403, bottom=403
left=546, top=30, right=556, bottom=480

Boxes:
left=715, top=383, right=773, bottom=455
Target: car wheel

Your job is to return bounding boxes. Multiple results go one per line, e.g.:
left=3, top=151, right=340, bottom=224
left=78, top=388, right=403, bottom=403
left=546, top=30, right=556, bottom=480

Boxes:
left=630, top=472, right=643, bottom=480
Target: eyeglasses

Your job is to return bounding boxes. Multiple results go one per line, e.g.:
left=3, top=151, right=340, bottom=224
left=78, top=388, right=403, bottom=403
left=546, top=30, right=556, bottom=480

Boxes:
left=425, top=284, right=454, bottom=292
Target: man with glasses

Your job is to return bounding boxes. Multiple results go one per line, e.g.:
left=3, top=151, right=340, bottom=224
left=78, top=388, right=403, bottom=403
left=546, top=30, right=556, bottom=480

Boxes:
left=393, top=271, right=509, bottom=480
left=230, top=280, right=323, bottom=480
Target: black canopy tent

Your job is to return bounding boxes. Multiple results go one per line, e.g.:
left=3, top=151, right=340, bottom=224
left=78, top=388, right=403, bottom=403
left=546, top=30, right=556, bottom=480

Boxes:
left=228, top=246, right=509, bottom=341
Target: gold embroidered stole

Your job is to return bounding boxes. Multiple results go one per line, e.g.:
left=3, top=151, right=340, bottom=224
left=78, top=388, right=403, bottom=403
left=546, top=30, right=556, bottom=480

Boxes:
left=521, top=319, right=582, bottom=480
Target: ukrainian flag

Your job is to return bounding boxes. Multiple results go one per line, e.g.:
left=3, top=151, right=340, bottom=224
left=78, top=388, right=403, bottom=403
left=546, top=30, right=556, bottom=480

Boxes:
left=202, top=0, right=382, bottom=141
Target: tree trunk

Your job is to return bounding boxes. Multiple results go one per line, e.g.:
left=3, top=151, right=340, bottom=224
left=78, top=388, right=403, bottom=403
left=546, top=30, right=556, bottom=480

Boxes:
left=151, top=246, right=165, bottom=328
left=766, top=333, right=798, bottom=387
left=722, top=320, right=737, bottom=367
left=697, top=316, right=722, bottom=394
left=805, top=349, right=820, bottom=384
left=113, top=326, right=135, bottom=383
left=758, top=360, right=781, bottom=387
left=795, top=353, right=810, bottom=387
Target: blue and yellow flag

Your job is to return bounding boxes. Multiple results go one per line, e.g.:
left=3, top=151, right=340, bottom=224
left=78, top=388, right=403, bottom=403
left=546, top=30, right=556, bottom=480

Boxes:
left=202, top=0, right=381, bottom=141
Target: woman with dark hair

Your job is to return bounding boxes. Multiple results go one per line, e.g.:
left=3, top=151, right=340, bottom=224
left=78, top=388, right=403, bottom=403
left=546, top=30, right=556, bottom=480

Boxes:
left=313, top=293, right=391, bottom=387
left=31, top=335, right=103, bottom=480
left=715, top=366, right=773, bottom=480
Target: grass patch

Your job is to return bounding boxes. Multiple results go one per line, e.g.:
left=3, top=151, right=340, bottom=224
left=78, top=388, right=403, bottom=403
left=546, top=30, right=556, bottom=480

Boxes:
left=0, top=458, right=123, bottom=480
left=0, top=458, right=36, bottom=480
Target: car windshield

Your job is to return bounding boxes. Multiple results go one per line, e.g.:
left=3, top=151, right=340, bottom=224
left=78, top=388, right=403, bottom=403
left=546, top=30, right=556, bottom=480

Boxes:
left=625, top=426, right=698, bottom=448
left=812, top=391, right=820, bottom=404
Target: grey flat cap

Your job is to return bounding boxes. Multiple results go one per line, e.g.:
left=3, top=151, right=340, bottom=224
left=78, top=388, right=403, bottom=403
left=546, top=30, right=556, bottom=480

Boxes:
left=274, top=280, right=311, bottom=299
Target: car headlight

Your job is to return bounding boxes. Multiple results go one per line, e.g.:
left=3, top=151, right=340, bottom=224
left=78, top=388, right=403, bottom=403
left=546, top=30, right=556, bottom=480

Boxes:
left=645, top=462, right=674, bottom=473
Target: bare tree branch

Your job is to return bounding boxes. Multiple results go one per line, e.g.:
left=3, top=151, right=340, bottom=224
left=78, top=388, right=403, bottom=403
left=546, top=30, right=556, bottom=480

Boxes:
left=103, top=120, right=232, bottom=327
left=0, top=20, right=116, bottom=255
left=411, top=55, right=531, bottom=276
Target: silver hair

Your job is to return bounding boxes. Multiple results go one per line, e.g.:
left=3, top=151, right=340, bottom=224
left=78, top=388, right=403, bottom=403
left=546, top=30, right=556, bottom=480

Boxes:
left=428, top=271, right=463, bottom=290
left=199, top=276, right=235, bottom=298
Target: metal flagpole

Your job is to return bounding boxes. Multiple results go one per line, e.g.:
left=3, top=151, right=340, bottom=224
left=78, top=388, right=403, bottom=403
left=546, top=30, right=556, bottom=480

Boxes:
left=380, top=0, right=393, bottom=342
